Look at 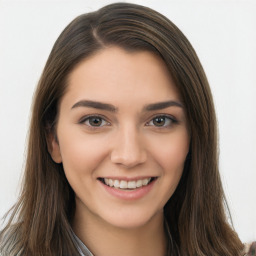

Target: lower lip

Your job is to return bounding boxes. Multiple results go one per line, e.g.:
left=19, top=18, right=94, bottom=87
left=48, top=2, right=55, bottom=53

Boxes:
left=99, top=179, right=157, bottom=201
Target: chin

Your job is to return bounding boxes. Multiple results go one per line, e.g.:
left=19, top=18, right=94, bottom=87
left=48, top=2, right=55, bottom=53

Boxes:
left=99, top=207, right=163, bottom=230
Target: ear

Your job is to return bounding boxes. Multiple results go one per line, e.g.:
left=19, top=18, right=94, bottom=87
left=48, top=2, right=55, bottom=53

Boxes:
left=46, top=130, right=62, bottom=163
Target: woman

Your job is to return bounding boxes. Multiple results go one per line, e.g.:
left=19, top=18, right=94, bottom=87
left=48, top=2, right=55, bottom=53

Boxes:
left=0, top=2, right=255, bottom=256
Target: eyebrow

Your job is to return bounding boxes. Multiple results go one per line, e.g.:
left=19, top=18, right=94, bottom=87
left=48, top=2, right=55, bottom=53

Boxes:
left=71, top=99, right=183, bottom=112
left=71, top=100, right=117, bottom=112
left=143, top=100, right=183, bottom=111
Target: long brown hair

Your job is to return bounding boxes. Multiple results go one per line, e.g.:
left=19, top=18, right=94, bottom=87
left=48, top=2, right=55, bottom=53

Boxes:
left=0, top=3, right=243, bottom=255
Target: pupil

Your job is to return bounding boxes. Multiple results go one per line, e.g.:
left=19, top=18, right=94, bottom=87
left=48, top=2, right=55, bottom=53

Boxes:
left=153, top=117, right=165, bottom=126
left=89, top=117, right=102, bottom=126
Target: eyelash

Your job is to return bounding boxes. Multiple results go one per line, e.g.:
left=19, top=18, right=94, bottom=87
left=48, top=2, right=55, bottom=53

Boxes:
left=146, top=115, right=178, bottom=128
left=79, top=114, right=178, bottom=129
left=79, top=114, right=110, bottom=129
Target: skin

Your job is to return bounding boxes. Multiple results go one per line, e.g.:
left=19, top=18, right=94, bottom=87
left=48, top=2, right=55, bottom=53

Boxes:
left=49, top=47, right=190, bottom=256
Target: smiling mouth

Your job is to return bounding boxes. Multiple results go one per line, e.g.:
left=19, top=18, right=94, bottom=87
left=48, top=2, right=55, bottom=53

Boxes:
left=98, top=177, right=157, bottom=190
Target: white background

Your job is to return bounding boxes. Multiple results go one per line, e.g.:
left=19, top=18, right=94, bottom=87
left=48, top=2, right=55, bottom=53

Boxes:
left=0, top=0, right=255, bottom=242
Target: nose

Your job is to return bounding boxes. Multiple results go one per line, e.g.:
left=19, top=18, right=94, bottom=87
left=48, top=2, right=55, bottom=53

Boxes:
left=110, top=126, right=147, bottom=168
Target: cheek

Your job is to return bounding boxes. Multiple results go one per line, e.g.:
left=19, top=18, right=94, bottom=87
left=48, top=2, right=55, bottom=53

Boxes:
left=57, top=127, right=110, bottom=178
left=156, top=136, right=189, bottom=198
left=148, top=131, right=190, bottom=172
left=57, top=132, right=111, bottom=199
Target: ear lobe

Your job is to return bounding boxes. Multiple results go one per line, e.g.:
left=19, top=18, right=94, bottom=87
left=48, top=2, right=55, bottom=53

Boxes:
left=47, top=131, right=62, bottom=163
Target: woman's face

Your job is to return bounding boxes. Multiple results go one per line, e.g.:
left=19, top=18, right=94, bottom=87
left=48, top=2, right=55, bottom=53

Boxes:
left=50, top=47, right=190, bottom=229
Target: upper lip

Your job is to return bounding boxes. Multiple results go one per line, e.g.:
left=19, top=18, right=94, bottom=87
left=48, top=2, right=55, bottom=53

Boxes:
left=98, top=176, right=157, bottom=181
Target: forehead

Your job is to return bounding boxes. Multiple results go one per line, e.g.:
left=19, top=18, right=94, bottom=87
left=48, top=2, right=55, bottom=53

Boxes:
left=62, top=47, right=181, bottom=109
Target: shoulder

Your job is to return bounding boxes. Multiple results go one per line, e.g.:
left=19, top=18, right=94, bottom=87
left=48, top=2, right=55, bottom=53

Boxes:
left=244, top=242, right=256, bottom=256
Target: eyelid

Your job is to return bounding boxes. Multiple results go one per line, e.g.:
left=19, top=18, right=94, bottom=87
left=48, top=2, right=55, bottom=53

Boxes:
left=79, top=114, right=111, bottom=127
left=78, top=113, right=178, bottom=128
left=145, top=114, right=178, bottom=127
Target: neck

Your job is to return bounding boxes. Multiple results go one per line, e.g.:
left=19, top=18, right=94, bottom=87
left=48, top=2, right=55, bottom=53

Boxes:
left=72, top=202, right=167, bottom=256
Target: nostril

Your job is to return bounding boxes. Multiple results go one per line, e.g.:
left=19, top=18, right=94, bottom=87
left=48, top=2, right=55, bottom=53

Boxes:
left=110, top=131, right=147, bottom=167
left=110, top=149, right=147, bottom=167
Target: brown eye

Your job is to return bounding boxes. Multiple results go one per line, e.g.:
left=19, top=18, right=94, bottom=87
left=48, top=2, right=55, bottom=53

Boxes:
left=153, top=117, right=166, bottom=127
left=88, top=117, right=103, bottom=126
left=147, top=115, right=176, bottom=128
left=81, top=116, right=109, bottom=127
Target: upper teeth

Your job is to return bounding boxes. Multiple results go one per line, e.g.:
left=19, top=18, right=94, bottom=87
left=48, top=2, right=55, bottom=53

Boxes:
left=104, top=178, right=151, bottom=189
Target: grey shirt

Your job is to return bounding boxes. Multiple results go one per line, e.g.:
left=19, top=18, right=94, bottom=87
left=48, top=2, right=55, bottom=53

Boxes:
left=72, top=232, right=94, bottom=256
